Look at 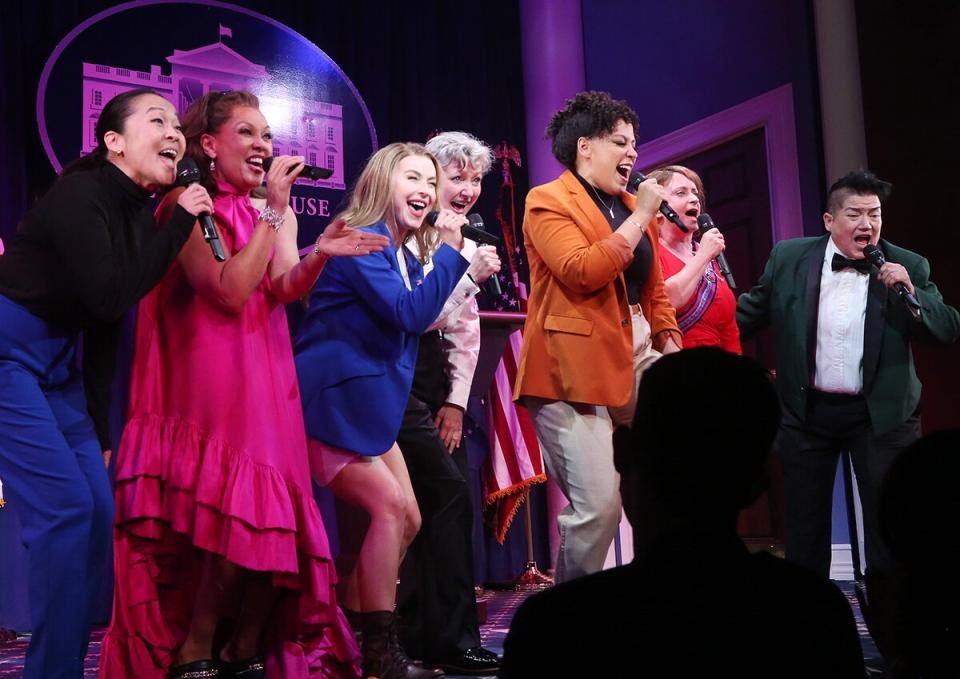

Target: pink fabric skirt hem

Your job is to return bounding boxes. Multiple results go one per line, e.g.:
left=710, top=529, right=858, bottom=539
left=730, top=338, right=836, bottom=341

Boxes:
left=100, top=413, right=361, bottom=679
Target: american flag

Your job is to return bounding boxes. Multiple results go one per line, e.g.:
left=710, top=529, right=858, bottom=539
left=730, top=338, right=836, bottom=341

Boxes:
left=482, top=328, right=545, bottom=542
left=480, top=142, right=546, bottom=543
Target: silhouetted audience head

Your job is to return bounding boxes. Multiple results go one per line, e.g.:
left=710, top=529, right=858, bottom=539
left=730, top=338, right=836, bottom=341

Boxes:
left=502, top=348, right=867, bottom=679
left=879, top=429, right=960, bottom=678
left=614, top=348, right=780, bottom=526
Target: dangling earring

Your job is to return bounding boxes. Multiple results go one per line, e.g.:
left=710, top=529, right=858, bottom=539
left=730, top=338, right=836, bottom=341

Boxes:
left=209, top=159, right=216, bottom=173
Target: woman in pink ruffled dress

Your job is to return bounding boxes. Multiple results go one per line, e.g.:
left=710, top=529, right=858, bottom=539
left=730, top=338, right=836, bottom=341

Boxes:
left=101, top=90, right=388, bottom=679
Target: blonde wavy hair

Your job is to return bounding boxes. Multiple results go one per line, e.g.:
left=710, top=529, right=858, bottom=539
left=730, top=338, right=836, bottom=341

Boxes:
left=336, top=143, right=441, bottom=261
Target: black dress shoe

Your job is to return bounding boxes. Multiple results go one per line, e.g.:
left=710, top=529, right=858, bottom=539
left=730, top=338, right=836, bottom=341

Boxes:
left=167, top=659, right=221, bottom=679
left=429, top=647, right=501, bottom=676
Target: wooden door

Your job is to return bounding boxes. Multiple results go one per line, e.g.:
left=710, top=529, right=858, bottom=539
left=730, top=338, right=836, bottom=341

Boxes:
left=671, top=128, right=785, bottom=548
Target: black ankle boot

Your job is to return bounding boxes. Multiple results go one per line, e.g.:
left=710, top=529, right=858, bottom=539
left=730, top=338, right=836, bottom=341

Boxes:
left=359, top=611, right=444, bottom=679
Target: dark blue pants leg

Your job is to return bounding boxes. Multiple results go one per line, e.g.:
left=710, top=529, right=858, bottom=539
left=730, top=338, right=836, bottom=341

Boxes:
left=0, top=360, right=113, bottom=679
left=396, top=394, right=480, bottom=660
left=47, top=374, right=115, bottom=658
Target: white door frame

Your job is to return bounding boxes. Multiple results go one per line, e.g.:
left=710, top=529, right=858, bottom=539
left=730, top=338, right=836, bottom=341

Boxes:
left=634, top=84, right=805, bottom=243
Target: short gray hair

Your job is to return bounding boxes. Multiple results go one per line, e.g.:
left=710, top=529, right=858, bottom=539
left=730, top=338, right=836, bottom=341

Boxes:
left=425, top=131, right=494, bottom=175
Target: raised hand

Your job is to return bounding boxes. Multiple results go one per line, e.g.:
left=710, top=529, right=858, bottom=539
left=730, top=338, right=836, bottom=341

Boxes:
left=697, top=228, right=726, bottom=260
left=264, top=154, right=305, bottom=213
left=877, top=261, right=915, bottom=295
left=467, top=245, right=501, bottom=283
left=315, top=218, right=391, bottom=257
left=176, top=183, right=214, bottom=217
left=430, top=208, right=466, bottom=251
left=627, top=177, right=670, bottom=226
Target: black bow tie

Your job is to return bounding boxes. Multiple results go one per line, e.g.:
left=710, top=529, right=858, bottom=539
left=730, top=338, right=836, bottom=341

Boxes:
left=831, top=252, right=873, bottom=274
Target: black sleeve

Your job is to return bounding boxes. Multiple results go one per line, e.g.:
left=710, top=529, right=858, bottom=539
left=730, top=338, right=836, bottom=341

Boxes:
left=909, top=255, right=960, bottom=344
left=736, top=241, right=779, bottom=339
left=46, top=178, right=196, bottom=322
left=82, top=320, right=122, bottom=451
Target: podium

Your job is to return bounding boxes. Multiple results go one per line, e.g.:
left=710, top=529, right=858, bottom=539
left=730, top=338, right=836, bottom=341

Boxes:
left=475, top=311, right=553, bottom=590
left=471, top=311, right=527, bottom=397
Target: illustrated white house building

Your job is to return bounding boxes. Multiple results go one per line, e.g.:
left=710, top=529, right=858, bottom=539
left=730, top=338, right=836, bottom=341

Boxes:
left=81, top=35, right=346, bottom=189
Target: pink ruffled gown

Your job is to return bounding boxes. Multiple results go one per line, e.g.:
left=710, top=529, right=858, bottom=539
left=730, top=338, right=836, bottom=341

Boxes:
left=100, top=182, right=360, bottom=678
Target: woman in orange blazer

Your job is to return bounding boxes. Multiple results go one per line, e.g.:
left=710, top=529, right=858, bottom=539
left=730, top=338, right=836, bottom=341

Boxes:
left=515, top=91, right=681, bottom=582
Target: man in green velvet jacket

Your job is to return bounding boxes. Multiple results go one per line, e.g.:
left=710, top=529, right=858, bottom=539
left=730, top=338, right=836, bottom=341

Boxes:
left=737, top=169, right=959, bottom=660
left=737, top=170, right=960, bottom=657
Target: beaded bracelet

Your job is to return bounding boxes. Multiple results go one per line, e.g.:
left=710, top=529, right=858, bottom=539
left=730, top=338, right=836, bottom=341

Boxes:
left=259, top=206, right=284, bottom=232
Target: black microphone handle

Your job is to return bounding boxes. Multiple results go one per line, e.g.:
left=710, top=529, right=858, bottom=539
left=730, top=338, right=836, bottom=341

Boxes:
left=485, top=273, right=502, bottom=298
left=864, top=245, right=921, bottom=319
left=628, top=170, right=689, bottom=233
left=424, top=211, right=499, bottom=245
left=462, top=224, right=499, bottom=245
left=715, top=252, right=736, bottom=289
left=697, top=217, right=736, bottom=289
left=262, top=155, right=333, bottom=180
left=199, top=213, right=226, bottom=262
left=658, top=204, right=689, bottom=234
left=892, top=282, right=922, bottom=319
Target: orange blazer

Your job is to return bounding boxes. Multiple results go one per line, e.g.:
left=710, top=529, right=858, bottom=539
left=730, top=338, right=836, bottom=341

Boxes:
left=515, top=170, right=681, bottom=408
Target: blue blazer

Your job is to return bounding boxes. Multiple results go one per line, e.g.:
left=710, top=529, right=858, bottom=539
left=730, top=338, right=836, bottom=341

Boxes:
left=295, top=221, right=470, bottom=455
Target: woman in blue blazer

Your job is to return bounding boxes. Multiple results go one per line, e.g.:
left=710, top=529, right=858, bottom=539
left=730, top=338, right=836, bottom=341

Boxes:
left=294, top=142, right=472, bottom=679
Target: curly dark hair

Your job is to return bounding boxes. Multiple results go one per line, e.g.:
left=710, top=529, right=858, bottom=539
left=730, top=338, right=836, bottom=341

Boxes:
left=826, top=169, right=893, bottom=214
left=546, top=91, right=639, bottom=170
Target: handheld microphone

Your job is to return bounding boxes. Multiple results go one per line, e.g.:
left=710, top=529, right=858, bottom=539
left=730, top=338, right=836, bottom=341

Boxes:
left=426, top=211, right=502, bottom=297
left=176, top=158, right=226, bottom=262
left=263, top=155, right=333, bottom=181
left=628, top=171, right=689, bottom=233
left=425, top=211, right=500, bottom=245
left=696, top=214, right=736, bottom=289
left=863, top=244, right=921, bottom=320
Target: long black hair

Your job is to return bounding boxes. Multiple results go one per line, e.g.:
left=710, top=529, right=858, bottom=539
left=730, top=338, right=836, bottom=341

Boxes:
left=60, top=87, right=158, bottom=176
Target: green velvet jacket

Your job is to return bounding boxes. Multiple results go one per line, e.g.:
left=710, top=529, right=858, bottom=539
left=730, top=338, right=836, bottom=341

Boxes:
left=737, top=235, right=960, bottom=435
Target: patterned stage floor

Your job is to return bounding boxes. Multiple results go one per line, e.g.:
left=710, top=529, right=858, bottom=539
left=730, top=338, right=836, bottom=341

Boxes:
left=0, top=583, right=887, bottom=678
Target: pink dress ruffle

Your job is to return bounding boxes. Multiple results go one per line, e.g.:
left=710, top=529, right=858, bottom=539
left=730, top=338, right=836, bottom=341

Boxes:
left=100, top=186, right=359, bottom=678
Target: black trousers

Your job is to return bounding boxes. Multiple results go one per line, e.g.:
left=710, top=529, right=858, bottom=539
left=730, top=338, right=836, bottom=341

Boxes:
left=395, top=333, right=480, bottom=660
left=777, top=389, right=920, bottom=579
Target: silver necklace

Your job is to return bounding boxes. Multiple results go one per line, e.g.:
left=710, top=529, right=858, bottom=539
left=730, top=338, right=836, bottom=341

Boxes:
left=587, top=183, right=616, bottom=219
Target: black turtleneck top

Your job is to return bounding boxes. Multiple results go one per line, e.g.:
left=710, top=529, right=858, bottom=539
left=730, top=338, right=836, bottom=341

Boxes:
left=573, top=172, right=652, bottom=305
left=0, top=161, right=196, bottom=448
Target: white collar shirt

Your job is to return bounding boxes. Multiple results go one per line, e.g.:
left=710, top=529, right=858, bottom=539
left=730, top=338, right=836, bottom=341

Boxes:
left=813, top=237, right=870, bottom=394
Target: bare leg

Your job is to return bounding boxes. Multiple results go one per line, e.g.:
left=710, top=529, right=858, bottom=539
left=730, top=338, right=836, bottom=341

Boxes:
left=339, top=445, right=419, bottom=611
left=174, top=554, right=242, bottom=665
left=221, top=571, right=275, bottom=662
left=327, top=450, right=409, bottom=612
left=381, top=444, right=422, bottom=563
left=341, top=570, right=361, bottom=613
